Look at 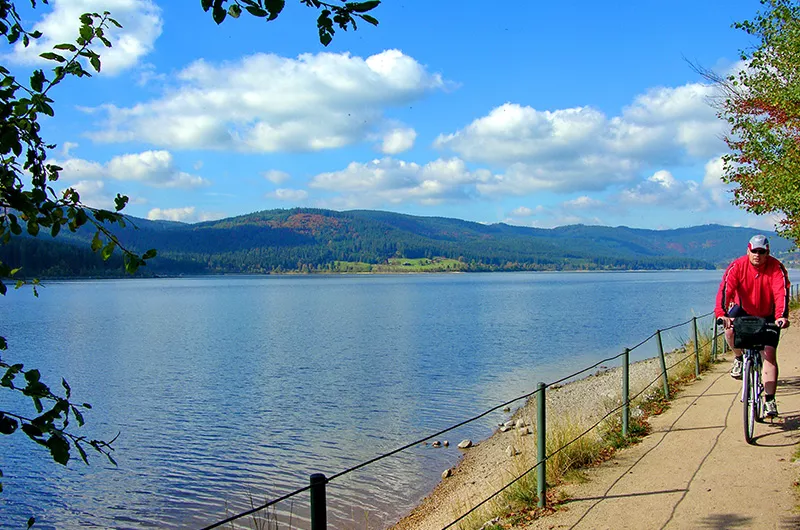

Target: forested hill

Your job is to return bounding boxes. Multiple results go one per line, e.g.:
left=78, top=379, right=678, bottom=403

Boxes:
left=2, top=208, right=796, bottom=277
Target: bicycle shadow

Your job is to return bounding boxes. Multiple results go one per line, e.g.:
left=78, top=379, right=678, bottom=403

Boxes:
left=776, top=374, right=800, bottom=397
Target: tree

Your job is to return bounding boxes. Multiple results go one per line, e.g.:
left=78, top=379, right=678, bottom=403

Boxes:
left=201, top=0, right=381, bottom=46
left=717, top=0, right=800, bottom=243
left=0, top=1, right=154, bottom=502
left=0, top=0, right=381, bottom=514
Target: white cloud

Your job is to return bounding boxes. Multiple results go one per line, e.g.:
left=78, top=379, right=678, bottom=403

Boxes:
left=65, top=180, right=113, bottom=209
left=504, top=204, right=602, bottom=229
left=147, top=207, right=196, bottom=222
left=263, top=170, right=291, bottom=184
left=89, top=50, right=443, bottom=152
left=563, top=196, right=603, bottom=209
left=60, top=142, right=78, bottom=157
left=268, top=188, right=308, bottom=202
left=380, top=128, right=417, bottom=154
left=58, top=150, right=210, bottom=189
left=618, top=170, right=708, bottom=209
left=310, top=157, right=492, bottom=208
left=435, top=82, right=726, bottom=195
left=146, top=207, right=222, bottom=223
left=509, top=206, right=535, bottom=217
left=11, top=0, right=162, bottom=75
left=702, top=156, right=731, bottom=205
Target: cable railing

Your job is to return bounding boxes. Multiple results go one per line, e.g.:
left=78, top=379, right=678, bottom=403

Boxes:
left=199, top=304, right=748, bottom=530
left=204, top=278, right=800, bottom=529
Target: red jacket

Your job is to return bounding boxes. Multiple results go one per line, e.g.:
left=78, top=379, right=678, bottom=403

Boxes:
left=715, top=254, right=791, bottom=320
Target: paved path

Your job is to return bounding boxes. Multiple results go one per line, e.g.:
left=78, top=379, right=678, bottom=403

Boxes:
left=526, top=314, right=800, bottom=530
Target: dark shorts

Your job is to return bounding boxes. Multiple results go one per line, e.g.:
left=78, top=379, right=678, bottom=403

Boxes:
left=726, top=305, right=781, bottom=348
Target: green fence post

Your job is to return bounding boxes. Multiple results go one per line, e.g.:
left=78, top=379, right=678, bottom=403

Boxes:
left=656, top=329, right=670, bottom=399
left=537, top=382, right=546, bottom=508
left=693, top=317, right=700, bottom=377
left=310, top=473, right=327, bottom=530
left=622, top=348, right=630, bottom=438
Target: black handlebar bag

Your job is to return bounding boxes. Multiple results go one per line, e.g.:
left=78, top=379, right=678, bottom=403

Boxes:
left=733, top=316, right=769, bottom=349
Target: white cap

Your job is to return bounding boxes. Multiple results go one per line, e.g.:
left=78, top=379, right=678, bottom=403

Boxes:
left=748, top=234, right=769, bottom=250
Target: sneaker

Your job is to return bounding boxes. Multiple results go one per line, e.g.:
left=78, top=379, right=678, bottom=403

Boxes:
left=765, top=400, right=778, bottom=418
left=730, top=358, right=743, bottom=379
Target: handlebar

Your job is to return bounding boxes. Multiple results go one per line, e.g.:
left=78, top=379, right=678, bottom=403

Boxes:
left=716, top=316, right=787, bottom=329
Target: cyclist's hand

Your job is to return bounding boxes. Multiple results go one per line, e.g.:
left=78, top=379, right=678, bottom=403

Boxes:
left=719, top=316, right=733, bottom=329
left=776, top=318, right=790, bottom=329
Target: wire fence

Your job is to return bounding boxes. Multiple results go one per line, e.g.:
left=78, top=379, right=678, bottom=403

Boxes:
left=199, top=304, right=748, bottom=530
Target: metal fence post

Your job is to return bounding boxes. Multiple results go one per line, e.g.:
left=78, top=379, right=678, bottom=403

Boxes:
left=310, top=473, right=327, bottom=530
left=537, top=382, right=546, bottom=508
left=693, top=317, right=700, bottom=377
left=622, top=348, right=630, bottom=438
left=656, top=329, right=670, bottom=399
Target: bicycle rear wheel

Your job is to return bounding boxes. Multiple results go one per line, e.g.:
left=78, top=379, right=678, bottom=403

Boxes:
left=743, top=356, right=757, bottom=444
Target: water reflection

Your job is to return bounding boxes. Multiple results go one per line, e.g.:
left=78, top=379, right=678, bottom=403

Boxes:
left=0, top=271, right=768, bottom=528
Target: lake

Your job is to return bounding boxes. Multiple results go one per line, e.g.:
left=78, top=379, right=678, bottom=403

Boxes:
left=0, top=270, right=778, bottom=528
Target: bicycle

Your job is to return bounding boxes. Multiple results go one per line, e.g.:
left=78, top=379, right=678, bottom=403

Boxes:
left=719, top=316, right=781, bottom=444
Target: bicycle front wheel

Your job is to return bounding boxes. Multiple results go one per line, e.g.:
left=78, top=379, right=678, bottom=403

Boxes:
left=743, top=356, right=757, bottom=444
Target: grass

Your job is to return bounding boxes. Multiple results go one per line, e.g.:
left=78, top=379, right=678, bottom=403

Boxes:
left=458, top=317, right=723, bottom=529
left=326, top=257, right=467, bottom=273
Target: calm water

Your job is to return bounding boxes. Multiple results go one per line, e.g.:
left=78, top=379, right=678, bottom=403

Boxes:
left=0, top=270, right=779, bottom=529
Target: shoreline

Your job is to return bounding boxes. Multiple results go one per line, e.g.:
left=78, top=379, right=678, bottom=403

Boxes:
left=390, top=347, right=694, bottom=530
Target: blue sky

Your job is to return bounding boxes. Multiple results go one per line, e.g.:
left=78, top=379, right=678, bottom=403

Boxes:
left=7, top=0, right=778, bottom=230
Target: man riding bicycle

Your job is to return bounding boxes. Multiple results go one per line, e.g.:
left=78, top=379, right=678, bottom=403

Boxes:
left=715, top=235, right=791, bottom=417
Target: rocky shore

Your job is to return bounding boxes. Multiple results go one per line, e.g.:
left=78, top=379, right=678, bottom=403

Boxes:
left=391, top=347, right=696, bottom=530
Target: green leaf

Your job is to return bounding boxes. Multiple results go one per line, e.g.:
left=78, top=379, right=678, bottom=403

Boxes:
left=29, top=70, right=46, bottom=93
left=0, top=413, right=18, bottom=435
left=124, top=255, right=141, bottom=274
left=101, top=240, right=116, bottom=261
left=24, top=369, right=41, bottom=384
left=53, top=43, right=78, bottom=52
left=114, top=194, right=128, bottom=212
left=245, top=6, right=268, bottom=17
left=21, top=423, right=44, bottom=440
left=26, top=221, right=39, bottom=236
left=264, top=0, right=285, bottom=20
left=143, top=249, right=157, bottom=260
left=213, top=5, right=227, bottom=24
left=70, top=405, right=85, bottom=427
left=76, top=442, right=89, bottom=464
left=91, top=232, right=103, bottom=252
left=47, top=433, right=70, bottom=465
left=27, top=517, right=35, bottom=529
left=62, top=378, right=71, bottom=399
left=228, top=4, right=242, bottom=18
left=39, top=52, right=66, bottom=63
left=90, top=55, right=101, bottom=73
left=50, top=222, right=61, bottom=237
left=79, top=25, right=93, bottom=42
left=346, top=1, right=380, bottom=13
left=201, top=0, right=213, bottom=11
left=361, top=14, right=378, bottom=26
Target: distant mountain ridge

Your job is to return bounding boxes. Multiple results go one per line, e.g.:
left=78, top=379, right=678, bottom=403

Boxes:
left=2, top=208, right=796, bottom=277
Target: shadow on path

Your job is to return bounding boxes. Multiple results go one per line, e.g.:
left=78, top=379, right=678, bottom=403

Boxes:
left=564, top=370, right=731, bottom=530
